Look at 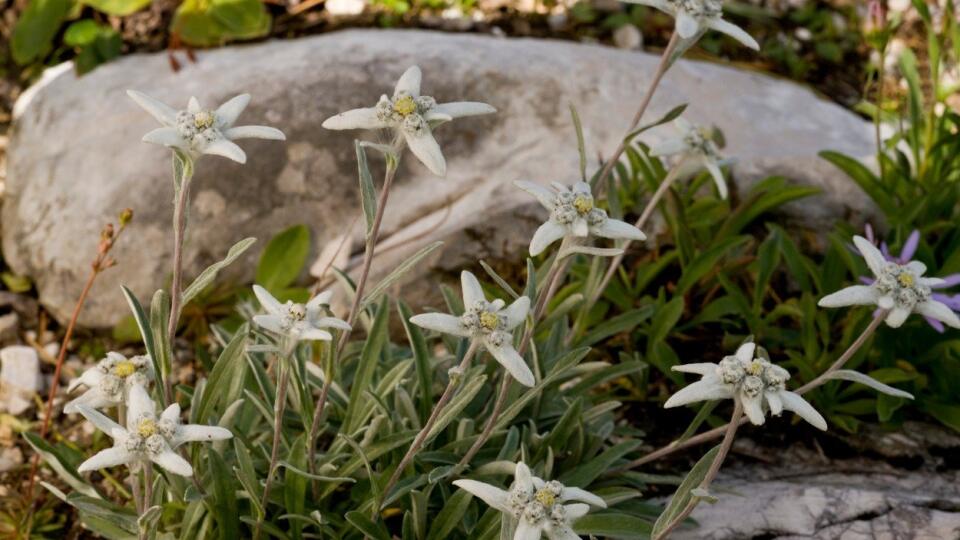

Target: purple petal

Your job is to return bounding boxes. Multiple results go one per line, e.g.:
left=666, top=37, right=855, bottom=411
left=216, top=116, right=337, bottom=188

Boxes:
left=859, top=275, right=875, bottom=285
left=864, top=223, right=875, bottom=244
left=925, top=316, right=946, bottom=333
left=899, top=230, right=920, bottom=262
left=880, top=242, right=892, bottom=261
left=935, top=274, right=960, bottom=289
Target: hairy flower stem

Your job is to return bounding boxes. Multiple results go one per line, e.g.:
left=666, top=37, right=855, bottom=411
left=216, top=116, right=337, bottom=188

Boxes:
left=653, top=399, right=743, bottom=540
left=615, top=311, right=888, bottom=472
left=139, top=465, right=154, bottom=540
left=254, top=357, right=290, bottom=540
left=27, top=215, right=130, bottom=505
left=165, top=167, right=194, bottom=407
left=581, top=167, right=682, bottom=327
left=380, top=341, right=480, bottom=510
left=594, top=32, right=680, bottom=190
left=307, top=149, right=401, bottom=491
left=455, top=244, right=572, bottom=471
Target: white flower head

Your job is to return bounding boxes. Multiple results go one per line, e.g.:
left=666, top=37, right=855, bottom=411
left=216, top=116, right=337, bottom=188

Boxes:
left=252, top=285, right=351, bottom=342
left=409, top=271, right=535, bottom=387
left=650, top=118, right=731, bottom=199
left=514, top=181, right=646, bottom=256
left=665, top=342, right=827, bottom=430
left=321, top=66, right=496, bottom=176
left=818, top=236, right=960, bottom=329
left=453, top=461, right=606, bottom=540
left=76, top=384, right=232, bottom=477
left=64, top=352, right=153, bottom=414
left=622, top=0, right=758, bottom=50
left=127, top=90, right=286, bottom=164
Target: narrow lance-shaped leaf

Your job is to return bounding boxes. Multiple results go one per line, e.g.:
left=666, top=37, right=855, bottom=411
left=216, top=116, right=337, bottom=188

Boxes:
left=182, top=237, right=256, bottom=305
left=361, top=241, right=444, bottom=307
left=356, top=140, right=378, bottom=237
left=651, top=445, right=721, bottom=539
left=824, top=370, right=915, bottom=399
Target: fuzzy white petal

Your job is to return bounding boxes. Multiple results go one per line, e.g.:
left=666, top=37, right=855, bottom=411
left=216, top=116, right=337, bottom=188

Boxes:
left=765, top=391, right=783, bottom=416
left=126, top=385, right=156, bottom=428
left=64, top=389, right=114, bottom=414
left=74, top=404, right=124, bottom=435
left=515, top=520, right=543, bottom=540
left=161, top=403, right=181, bottom=424
left=306, top=290, right=334, bottom=311
left=127, top=90, right=177, bottom=125
left=297, top=328, right=334, bottom=341
left=676, top=10, right=701, bottom=38
left=560, top=486, right=606, bottom=508
left=322, top=107, right=389, bottom=130
left=515, top=180, right=557, bottom=211
left=501, top=297, right=531, bottom=330
left=202, top=139, right=247, bottom=164
left=663, top=376, right=732, bottom=408
left=187, top=97, right=201, bottom=113
left=253, top=285, right=284, bottom=315
left=395, top=66, right=422, bottom=97
left=742, top=393, right=766, bottom=425
left=915, top=300, right=960, bottom=329
left=778, top=390, right=827, bottom=430
left=430, top=101, right=496, bottom=119
left=878, top=295, right=895, bottom=309
left=78, top=447, right=133, bottom=473
left=172, top=425, right=233, bottom=448
left=572, top=218, right=589, bottom=238
left=253, top=314, right=285, bottom=335
left=818, top=285, right=879, bottom=308
left=853, top=236, right=887, bottom=278
left=452, top=479, right=511, bottom=513
left=409, top=313, right=470, bottom=337
left=215, top=94, right=250, bottom=127
left=224, top=125, right=286, bottom=141
left=590, top=218, right=646, bottom=242
left=142, top=127, right=186, bottom=148
left=403, top=129, right=446, bottom=176
left=485, top=342, right=536, bottom=387
left=461, top=271, right=486, bottom=307
left=649, top=137, right=688, bottom=157
left=735, top=343, right=756, bottom=363
left=530, top=221, right=568, bottom=256
left=152, top=448, right=194, bottom=476
left=515, top=462, right=534, bottom=492
left=704, top=158, right=728, bottom=199
left=672, top=363, right=719, bottom=375
left=885, top=307, right=911, bottom=328
left=316, top=316, right=352, bottom=331
left=705, top=17, right=760, bottom=50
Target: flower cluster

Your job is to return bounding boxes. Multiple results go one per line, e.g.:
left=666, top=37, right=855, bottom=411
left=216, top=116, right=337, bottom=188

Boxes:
left=252, top=285, right=351, bottom=343
left=65, top=352, right=152, bottom=413
left=128, top=91, right=285, bottom=164
left=453, top=462, right=606, bottom=540
left=322, top=66, right=496, bottom=176
left=76, top=385, right=231, bottom=476
left=624, top=0, right=759, bottom=50
left=651, top=118, right=730, bottom=199
left=515, top=181, right=646, bottom=255
left=410, top=271, right=534, bottom=386
left=665, top=342, right=827, bottom=429
left=820, top=235, right=960, bottom=329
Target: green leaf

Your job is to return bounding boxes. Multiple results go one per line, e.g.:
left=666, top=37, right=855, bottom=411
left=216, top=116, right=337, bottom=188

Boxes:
left=623, top=104, right=688, bottom=143
left=172, top=0, right=271, bottom=47
left=343, top=297, right=390, bottom=434
left=182, top=237, right=256, bottom=306
left=651, top=445, right=721, bottom=539
left=426, top=489, right=473, bottom=540
left=24, top=433, right=101, bottom=499
left=356, top=141, right=378, bottom=236
left=345, top=511, right=391, bottom=540
left=574, top=512, right=653, bottom=539
left=675, top=236, right=750, bottom=295
left=207, top=448, right=239, bottom=540
left=194, top=325, right=248, bottom=422
left=398, top=301, right=433, bottom=423
left=83, top=0, right=150, bottom=16
left=11, top=0, right=73, bottom=65
left=256, top=225, right=310, bottom=293
left=120, top=286, right=161, bottom=382
left=819, top=151, right=895, bottom=214
left=647, top=297, right=684, bottom=346
left=570, top=103, right=587, bottom=182
left=559, top=440, right=641, bottom=487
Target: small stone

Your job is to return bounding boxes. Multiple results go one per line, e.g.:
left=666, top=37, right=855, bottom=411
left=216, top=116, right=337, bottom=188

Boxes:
left=0, top=345, right=41, bottom=415
left=613, top=24, right=643, bottom=50
left=0, top=313, right=18, bottom=344
left=546, top=12, right=567, bottom=31
left=0, top=446, right=23, bottom=473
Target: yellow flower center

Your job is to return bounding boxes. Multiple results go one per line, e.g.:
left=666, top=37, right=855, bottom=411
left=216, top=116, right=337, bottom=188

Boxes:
left=573, top=195, right=593, bottom=214
left=193, top=111, right=215, bottom=129
left=137, top=419, right=157, bottom=438
left=747, top=360, right=764, bottom=376
left=479, top=312, right=500, bottom=330
left=534, top=489, right=556, bottom=508
left=898, top=273, right=915, bottom=287
left=393, top=96, right=417, bottom=116
left=113, top=361, right=137, bottom=378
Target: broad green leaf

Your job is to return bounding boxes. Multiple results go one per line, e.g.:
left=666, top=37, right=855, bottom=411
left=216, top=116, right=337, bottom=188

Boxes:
left=343, top=297, right=390, bottom=434
left=574, top=512, right=653, bottom=539
left=207, top=448, right=239, bottom=540
left=11, top=0, right=73, bottom=65
left=256, top=224, right=311, bottom=293
left=24, top=433, right=100, bottom=499
left=83, top=0, right=150, bottom=16
left=172, top=0, right=271, bottom=47
left=651, top=445, right=719, bottom=538
left=426, top=489, right=473, bottom=540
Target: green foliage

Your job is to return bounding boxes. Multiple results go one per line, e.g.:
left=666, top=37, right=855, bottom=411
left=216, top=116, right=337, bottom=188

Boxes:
left=63, top=20, right=123, bottom=74
left=255, top=224, right=311, bottom=299
left=171, top=0, right=271, bottom=48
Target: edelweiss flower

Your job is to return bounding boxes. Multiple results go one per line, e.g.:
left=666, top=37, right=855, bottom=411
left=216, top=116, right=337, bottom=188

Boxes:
left=665, top=342, right=827, bottom=430
left=409, top=271, right=534, bottom=386
left=127, top=90, right=285, bottom=164
left=64, top=352, right=153, bottom=414
left=252, top=285, right=351, bottom=342
left=453, top=461, right=606, bottom=540
left=859, top=227, right=960, bottom=333
left=76, top=384, right=231, bottom=476
left=515, top=181, right=646, bottom=256
left=622, top=0, right=758, bottom=50
left=321, top=66, right=496, bottom=176
left=819, top=236, right=960, bottom=329
left=650, top=118, right=731, bottom=199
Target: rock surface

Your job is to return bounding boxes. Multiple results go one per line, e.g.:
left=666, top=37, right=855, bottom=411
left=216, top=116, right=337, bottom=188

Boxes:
left=675, top=460, right=960, bottom=540
left=4, top=29, right=876, bottom=327
left=0, top=345, right=41, bottom=415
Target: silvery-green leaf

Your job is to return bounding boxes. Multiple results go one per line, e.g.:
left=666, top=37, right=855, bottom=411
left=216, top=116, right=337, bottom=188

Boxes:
left=559, top=245, right=625, bottom=259
left=181, top=237, right=256, bottom=306
left=480, top=259, right=520, bottom=299
left=355, top=140, right=378, bottom=236
left=824, top=370, right=915, bottom=399
left=691, top=488, right=718, bottom=504
left=361, top=241, right=443, bottom=307
left=569, top=103, right=587, bottom=182
left=652, top=445, right=721, bottom=538
left=623, top=103, right=688, bottom=143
